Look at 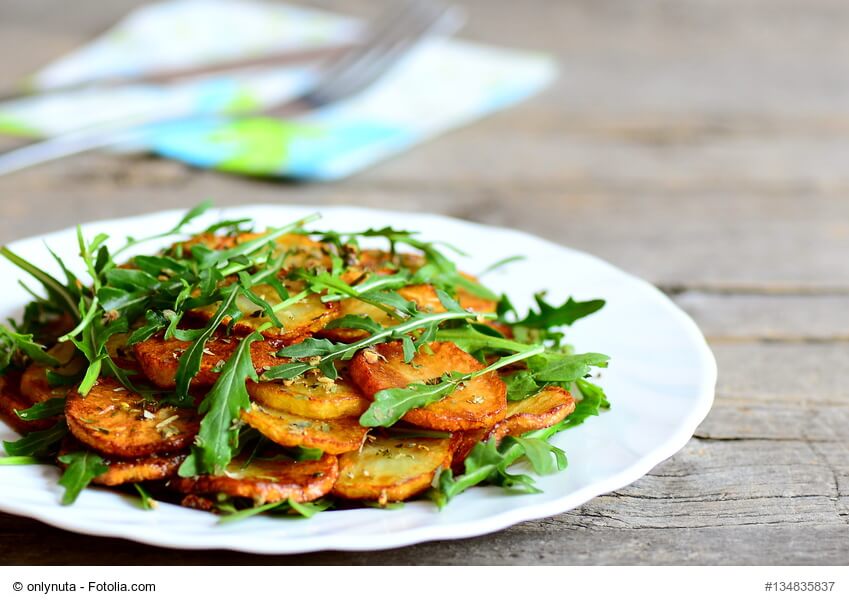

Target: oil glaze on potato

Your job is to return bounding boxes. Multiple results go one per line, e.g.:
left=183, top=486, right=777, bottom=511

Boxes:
left=170, top=453, right=338, bottom=504
left=332, top=436, right=452, bottom=503
left=241, top=403, right=368, bottom=454
left=349, top=341, right=507, bottom=431
left=65, top=378, right=199, bottom=458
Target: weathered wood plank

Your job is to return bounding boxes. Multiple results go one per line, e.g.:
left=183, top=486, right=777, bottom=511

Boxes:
left=1, top=177, right=848, bottom=292
left=674, top=293, right=849, bottom=341
left=713, top=342, right=849, bottom=402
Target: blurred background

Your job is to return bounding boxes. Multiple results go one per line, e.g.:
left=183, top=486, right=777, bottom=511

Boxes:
left=1, top=0, right=848, bottom=564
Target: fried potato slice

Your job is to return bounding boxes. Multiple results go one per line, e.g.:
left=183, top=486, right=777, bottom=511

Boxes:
left=247, top=364, right=369, bottom=420
left=65, top=378, right=199, bottom=458
left=169, top=453, right=338, bottom=504
left=57, top=438, right=185, bottom=486
left=0, top=372, right=57, bottom=433
left=188, top=283, right=340, bottom=344
left=349, top=341, right=507, bottom=431
left=487, top=386, right=576, bottom=442
left=20, top=341, right=83, bottom=404
left=133, top=332, right=282, bottom=389
left=332, top=436, right=452, bottom=503
left=241, top=404, right=368, bottom=454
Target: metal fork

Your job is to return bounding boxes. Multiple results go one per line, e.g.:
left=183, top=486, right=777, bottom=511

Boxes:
left=0, top=0, right=464, bottom=177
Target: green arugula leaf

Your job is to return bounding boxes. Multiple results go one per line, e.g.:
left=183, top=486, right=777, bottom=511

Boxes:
left=218, top=497, right=332, bottom=524
left=174, top=285, right=240, bottom=402
left=0, top=247, right=80, bottom=319
left=179, top=331, right=264, bottom=476
left=508, top=436, right=567, bottom=475
left=2, top=422, right=67, bottom=457
left=512, top=294, right=605, bottom=329
left=359, top=374, right=465, bottom=427
left=0, top=325, right=60, bottom=373
left=323, top=314, right=384, bottom=335
left=14, top=398, right=65, bottom=421
left=528, top=352, right=609, bottom=382
left=57, top=451, right=108, bottom=505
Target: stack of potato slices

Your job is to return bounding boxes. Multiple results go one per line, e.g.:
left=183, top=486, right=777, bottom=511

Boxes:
left=0, top=205, right=608, bottom=519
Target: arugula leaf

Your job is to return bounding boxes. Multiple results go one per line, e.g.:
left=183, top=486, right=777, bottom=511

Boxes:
left=512, top=294, right=605, bottom=329
left=2, top=422, right=67, bottom=457
left=218, top=497, right=332, bottom=524
left=0, top=247, right=80, bottom=319
left=179, top=331, right=264, bottom=476
left=0, top=325, right=60, bottom=373
left=507, top=436, right=567, bottom=475
left=14, top=398, right=65, bottom=421
left=324, top=314, right=384, bottom=335
left=528, top=352, right=609, bottom=382
left=173, top=285, right=240, bottom=402
left=359, top=374, right=465, bottom=427
left=502, top=352, right=609, bottom=401
left=57, top=451, right=108, bottom=505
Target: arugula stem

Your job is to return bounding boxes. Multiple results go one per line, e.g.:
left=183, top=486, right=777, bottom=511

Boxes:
left=0, top=247, right=80, bottom=319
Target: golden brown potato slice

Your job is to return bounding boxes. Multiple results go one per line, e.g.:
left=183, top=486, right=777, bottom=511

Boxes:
left=241, top=404, right=368, bottom=454
left=0, top=372, right=57, bottom=433
left=247, top=364, right=369, bottom=420
left=65, top=378, right=199, bottom=458
left=487, top=386, right=576, bottom=442
left=20, top=341, right=83, bottom=404
left=93, top=453, right=185, bottom=486
left=188, top=283, right=340, bottom=344
left=57, top=438, right=185, bottom=486
left=169, top=453, right=338, bottom=504
left=349, top=341, right=507, bottom=431
left=133, top=332, right=282, bottom=389
left=332, top=436, right=452, bottom=503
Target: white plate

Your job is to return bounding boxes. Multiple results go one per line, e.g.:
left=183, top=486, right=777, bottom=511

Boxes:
left=0, top=205, right=716, bottom=553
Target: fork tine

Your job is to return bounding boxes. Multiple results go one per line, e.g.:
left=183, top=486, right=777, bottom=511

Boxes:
left=321, top=6, right=463, bottom=103
left=306, top=0, right=423, bottom=92
left=303, top=1, right=464, bottom=107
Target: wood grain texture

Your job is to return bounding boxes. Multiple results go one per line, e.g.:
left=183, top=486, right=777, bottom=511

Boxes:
left=0, top=0, right=847, bottom=565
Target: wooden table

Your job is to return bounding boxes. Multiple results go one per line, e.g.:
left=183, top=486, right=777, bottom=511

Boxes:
left=1, top=0, right=847, bottom=565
